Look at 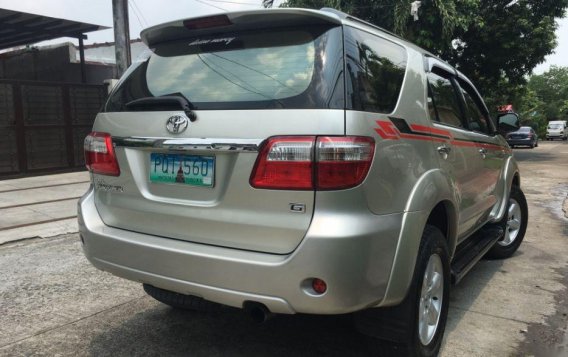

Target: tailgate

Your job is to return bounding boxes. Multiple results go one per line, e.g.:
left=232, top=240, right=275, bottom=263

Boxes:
left=92, top=110, right=344, bottom=254
left=89, top=16, right=345, bottom=254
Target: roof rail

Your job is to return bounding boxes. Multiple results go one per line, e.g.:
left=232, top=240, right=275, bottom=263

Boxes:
left=319, top=7, right=349, bottom=19
left=320, top=7, right=404, bottom=41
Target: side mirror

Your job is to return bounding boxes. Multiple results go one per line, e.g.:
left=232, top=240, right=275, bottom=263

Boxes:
left=497, top=113, right=520, bottom=135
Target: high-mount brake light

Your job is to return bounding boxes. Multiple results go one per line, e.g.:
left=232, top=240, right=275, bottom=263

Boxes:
left=183, top=15, right=232, bottom=30
left=250, top=136, right=375, bottom=190
left=84, top=132, right=120, bottom=176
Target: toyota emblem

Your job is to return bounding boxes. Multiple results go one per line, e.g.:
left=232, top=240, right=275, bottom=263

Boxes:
left=166, top=115, right=189, bottom=134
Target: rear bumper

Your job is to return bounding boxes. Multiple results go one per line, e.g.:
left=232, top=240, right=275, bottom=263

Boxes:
left=79, top=188, right=405, bottom=314
left=507, top=138, right=534, bottom=146
left=546, top=133, right=565, bottom=139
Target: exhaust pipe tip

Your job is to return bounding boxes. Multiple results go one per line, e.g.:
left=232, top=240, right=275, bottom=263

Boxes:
left=243, top=302, right=274, bottom=323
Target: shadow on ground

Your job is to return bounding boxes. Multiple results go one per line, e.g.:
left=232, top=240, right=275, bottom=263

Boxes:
left=512, top=148, right=555, bottom=162
left=88, top=304, right=407, bottom=356
left=87, top=256, right=510, bottom=357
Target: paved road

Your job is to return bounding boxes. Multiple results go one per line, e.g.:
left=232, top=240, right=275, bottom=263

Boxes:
left=0, top=141, right=567, bottom=356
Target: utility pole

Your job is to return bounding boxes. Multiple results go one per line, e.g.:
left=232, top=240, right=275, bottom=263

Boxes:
left=112, top=0, right=131, bottom=78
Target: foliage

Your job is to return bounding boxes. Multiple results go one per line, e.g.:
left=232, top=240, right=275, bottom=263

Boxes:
left=448, top=0, right=567, bottom=105
left=268, top=0, right=567, bottom=119
left=515, top=66, right=568, bottom=135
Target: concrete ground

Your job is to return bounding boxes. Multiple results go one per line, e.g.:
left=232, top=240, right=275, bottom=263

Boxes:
left=0, top=171, right=90, bottom=245
left=0, top=141, right=567, bottom=356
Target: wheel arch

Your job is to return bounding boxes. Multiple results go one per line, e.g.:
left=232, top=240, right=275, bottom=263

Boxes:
left=426, top=200, right=458, bottom=257
left=490, top=157, right=521, bottom=223
left=377, top=169, right=458, bottom=307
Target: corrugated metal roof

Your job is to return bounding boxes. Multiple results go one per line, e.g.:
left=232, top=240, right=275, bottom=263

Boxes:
left=0, top=8, right=109, bottom=50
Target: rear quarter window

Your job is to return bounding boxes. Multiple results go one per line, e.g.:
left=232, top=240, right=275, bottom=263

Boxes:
left=344, top=26, right=407, bottom=114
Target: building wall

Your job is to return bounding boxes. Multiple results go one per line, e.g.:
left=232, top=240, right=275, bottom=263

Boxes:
left=0, top=44, right=114, bottom=85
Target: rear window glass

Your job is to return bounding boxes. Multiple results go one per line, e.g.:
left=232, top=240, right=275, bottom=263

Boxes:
left=549, top=124, right=562, bottom=129
left=519, top=127, right=531, bottom=132
left=105, top=25, right=344, bottom=111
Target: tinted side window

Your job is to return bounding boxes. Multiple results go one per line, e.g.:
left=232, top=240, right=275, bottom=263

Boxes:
left=457, top=79, right=491, bottom=134
left=345, top=26, right=407, bottom=113
left=427, top=72, right=464, bottom=128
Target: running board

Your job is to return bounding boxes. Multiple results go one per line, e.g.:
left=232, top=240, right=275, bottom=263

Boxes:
left=450, top=226, right=504, bottom=285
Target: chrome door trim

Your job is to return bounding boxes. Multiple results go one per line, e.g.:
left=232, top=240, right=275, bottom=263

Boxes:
left=112, top=137, right=263, bottom=152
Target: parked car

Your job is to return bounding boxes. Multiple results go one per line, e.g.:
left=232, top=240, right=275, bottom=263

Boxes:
left=506, top=126, right=538, bottom=148
left=79, top=8, right=527, bottom=356
left=546, top=120, right=567, bottom=140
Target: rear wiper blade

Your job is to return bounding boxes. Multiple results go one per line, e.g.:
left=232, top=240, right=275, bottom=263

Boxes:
left=125, top=96, right=197, bottom=121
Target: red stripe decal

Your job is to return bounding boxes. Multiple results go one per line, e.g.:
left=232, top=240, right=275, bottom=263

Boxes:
left=410, top=124, right=452, bottom=139
left=375, top=121, right=400, bottom=140
left=450, top=140, right=478, bottom=148
left=400, top=133, right=447, bottom=143
left=374, top=120, right=508, bottom=151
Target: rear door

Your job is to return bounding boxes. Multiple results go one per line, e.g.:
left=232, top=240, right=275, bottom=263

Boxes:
left=92, top=19, right=345, bottom=254
left=426, top=65, right=485, bottom=239
left=455, top=76, right=506, bottom=230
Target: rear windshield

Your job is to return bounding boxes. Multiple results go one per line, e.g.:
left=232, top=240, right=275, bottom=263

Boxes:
left=549, top=123, right=563, bottom=129
left=105, top=25, right=344, bottom=111
left=519, top=127, right=531, bottom=132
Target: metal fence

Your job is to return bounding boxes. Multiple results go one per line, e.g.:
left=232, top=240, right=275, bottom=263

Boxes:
left=0, top=79, right=106, bottom=176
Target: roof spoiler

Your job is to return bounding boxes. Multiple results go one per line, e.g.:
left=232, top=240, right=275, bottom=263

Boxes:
left=141, top=8, right=343, bottom=47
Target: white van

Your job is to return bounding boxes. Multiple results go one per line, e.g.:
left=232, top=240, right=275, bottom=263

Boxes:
left=546, top=120, right=568, bottom=140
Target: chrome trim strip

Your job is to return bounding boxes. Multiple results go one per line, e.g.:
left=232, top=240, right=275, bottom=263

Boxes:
left=112, top=137, right=263, bottom=152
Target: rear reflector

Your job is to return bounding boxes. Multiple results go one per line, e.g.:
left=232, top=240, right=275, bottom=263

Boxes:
left=183, top=15, right=232, bottom=30
left=312, top=278, right=327, bottom=295
left=250, top=136, right=374, bottom=190
left=84, top=132, right=120, bottom=176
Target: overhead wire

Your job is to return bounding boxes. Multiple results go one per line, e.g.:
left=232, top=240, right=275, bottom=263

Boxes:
left=193, top=0, right=228, bottom=11
left=131, top=0, right=149, bottom=27
left=128, top=2, right=146, bottom=29
left=202, top=0, right=261, bottom=6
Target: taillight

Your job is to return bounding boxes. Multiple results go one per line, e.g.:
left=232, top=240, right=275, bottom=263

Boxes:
left=250, top=136, right=314, bottom=190
left=316, top=136, right=375, bottom=190
left=84, top=132, right=120, bottom=176
left=250, top=136, right=375, bottom=190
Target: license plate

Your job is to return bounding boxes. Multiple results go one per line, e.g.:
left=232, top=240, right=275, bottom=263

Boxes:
left=150, top=153, right=214, bottom=187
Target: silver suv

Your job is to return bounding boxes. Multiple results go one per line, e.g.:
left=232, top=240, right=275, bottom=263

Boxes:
left=79, top=8, right=528, bottom=356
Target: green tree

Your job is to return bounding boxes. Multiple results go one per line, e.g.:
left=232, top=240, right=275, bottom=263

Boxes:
left=269, top=0, right=567, bottom=113
left=525, top=66, right=568, bottom=121
left=448, top=1, right=567, bottom=101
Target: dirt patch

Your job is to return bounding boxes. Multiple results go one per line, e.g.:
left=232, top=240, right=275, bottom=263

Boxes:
left=517, top=265, right=568, bottom=357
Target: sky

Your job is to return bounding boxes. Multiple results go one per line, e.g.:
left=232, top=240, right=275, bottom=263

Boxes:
left=0, top=0, right=566, bottom=74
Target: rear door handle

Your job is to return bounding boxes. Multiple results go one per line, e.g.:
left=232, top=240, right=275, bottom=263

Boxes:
left=437, top=145, right=451, bottom=159
left=479, top=148, right=487, bottom=158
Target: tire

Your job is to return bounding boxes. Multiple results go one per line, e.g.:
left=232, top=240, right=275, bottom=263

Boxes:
left=355, top=226, right=450, bottom=357
left=143, top=284, right=221, bottom=311
left=485, top=186, right=528, bottom=259
left=535, top=141, right=538, bottom=147
left=530, top=143, right=534, bottom=149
